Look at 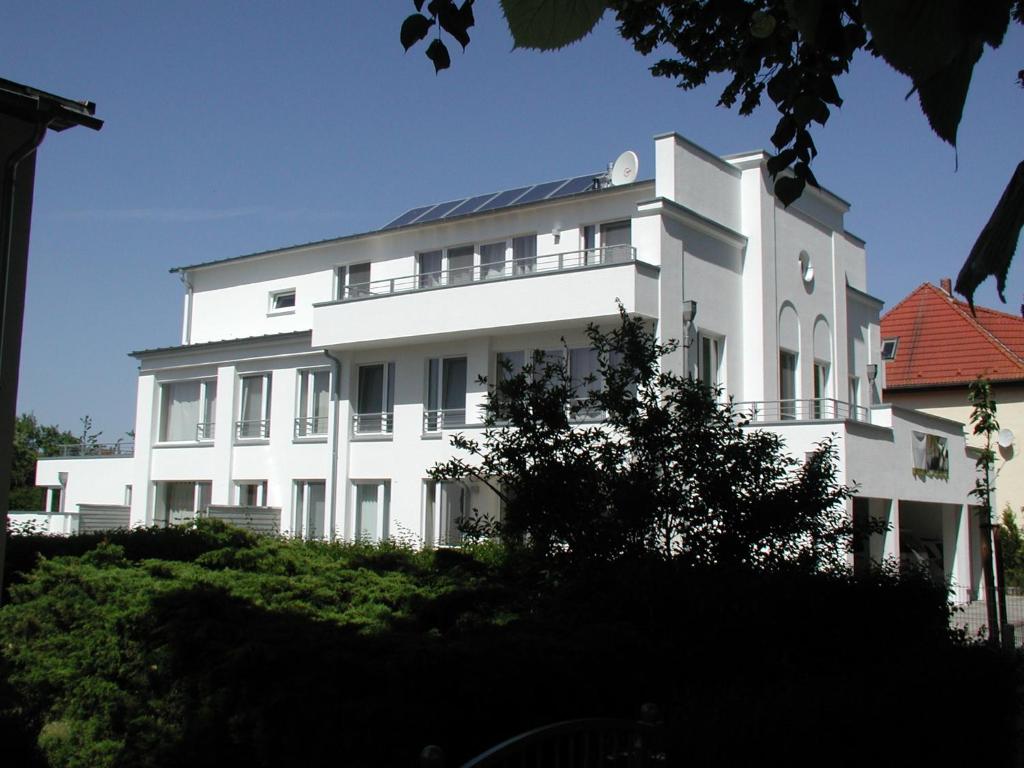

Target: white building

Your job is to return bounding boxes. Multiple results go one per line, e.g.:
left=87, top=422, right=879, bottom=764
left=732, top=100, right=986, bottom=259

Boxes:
left=36, top=132, right=985, bottom=599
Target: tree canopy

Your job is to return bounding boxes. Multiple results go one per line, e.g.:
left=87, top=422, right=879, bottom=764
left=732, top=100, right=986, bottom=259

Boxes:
left=8, top=414, right=76, bottom=511
left=401, top=0, right=1024, bottom=308
left=430, top=307, right=854, bottom=569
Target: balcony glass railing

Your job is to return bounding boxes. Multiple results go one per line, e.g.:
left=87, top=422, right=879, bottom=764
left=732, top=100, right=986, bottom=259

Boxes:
left=337, top=245, right=637, bottom=302
left=733, top=399, right=869, bottom=423
left=57, top=442, right=135, bottom=458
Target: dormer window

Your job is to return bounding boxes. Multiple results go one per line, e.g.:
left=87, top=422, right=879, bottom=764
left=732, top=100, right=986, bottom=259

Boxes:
left=881, top=338, right=899, bottom=360
left=269, top=289, right=296, bottom=313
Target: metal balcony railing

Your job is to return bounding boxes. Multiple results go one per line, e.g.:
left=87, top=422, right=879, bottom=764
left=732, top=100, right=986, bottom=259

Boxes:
left=337, top=245, right=637, bottom=302
left=57, top=442, right=135, bottom=457
left=353, top=411, right=394, bottom=435
left=294, top=415, right=328, bottom=438
left=423, top=408, right=467, bottom=432
left=196, top=421, right=215, bottom=441
left=733, top=399, right=869, bottom=423
left=235, top=419, right=270, bottom=439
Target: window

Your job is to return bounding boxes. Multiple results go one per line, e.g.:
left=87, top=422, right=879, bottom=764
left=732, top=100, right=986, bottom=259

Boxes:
left=354, top=481, right=390, bottom=542
left=425, top=357, right=468, bottom=431
left=236, top=480, right=268, bottom=507
left=46, top=487, right=62, bottom=513
left=124, top=485, right=132, bottom=507
left=355, top=362, right=395, bottom=434
left=237, top=374, right=271, bottom=439
left=156, top=481, right=211, bottom=526
left=849, top=376, right=861, bottom=411
left=423, top=479, right=498, bottom=547
left=813, top=362, right=830, bottom=418
left=881, top=337, right=899, bottom=360
left=700, top=335, right=724, bottom=391
left=160, top=379, right=217, bottom=442
left=480, top=242, right=506, bottom=280
left=345, top=262, right=371, bottom=298
left=423, top=479, right=471, bottom=547
left=293, top=480, right=326, bottom=539
left=447, top=245, right=474, bottom=285
left=779, top=350, right=798, bottom=420
left=296, top=369, right=330, bottom=437
left=569, top=347, right=604, bottom=419
left=269, top=289, right=296, bottom=312
left=418, top=250, right=442, bottom=289
left=583, top=220, right=631, bottom=264
left=512, top=235, right=537, bottom=274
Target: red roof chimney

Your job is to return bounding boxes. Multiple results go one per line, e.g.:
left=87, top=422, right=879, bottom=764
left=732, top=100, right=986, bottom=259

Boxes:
left=940, top=277, right=952, bottom=296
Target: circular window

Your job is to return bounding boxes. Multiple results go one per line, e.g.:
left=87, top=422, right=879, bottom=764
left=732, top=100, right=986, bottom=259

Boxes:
left=798, top=250, right=814, bottom=285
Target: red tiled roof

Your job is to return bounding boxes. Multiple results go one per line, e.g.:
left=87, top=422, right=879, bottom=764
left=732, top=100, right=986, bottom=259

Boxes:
left=881, top=282, right=1024, bottom=389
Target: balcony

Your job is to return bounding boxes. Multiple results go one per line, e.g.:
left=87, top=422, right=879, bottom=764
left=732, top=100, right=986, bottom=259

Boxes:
left=294, top=416, right=328, bottom=438
left=423, top=408, right=467, bottom=432
left=733, top=399, right=870, bottom=424
left=235, top=419, right=270, bottom=440
left=312, top=246, right=660, bottom=349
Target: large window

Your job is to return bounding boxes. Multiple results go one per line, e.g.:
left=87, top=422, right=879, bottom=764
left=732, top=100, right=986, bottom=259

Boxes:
left=296, top=369, right=330, bottom=437
left=700, top=335, right=724, bottom=392
left=583, top=220, right=631, bottom=264
left=780, top=350, right=798, bottom=420
left=512, top=235, right=537, bottom=274
left=480, top=242, right=507, bottom=280
left=237, top=374, right=271, bottom=439
left=813, top=361, right=830, bottom=418
left=354, top=481, right=390, bottom=542
left=425, top=356, right=468, bottom=431
left=447, top=245, right=474, bottom=285
left=157, top=481, right=211, bottom=526
left=418, top=250, right=442, bottom=288
left=355, top=362, right=395, bottom=434
left=236, top=480, right=268, bottom=506
left=160, top=379, right=217, bottom=442
left=423, top=480, right=471, bottom=547
left=293, top=480, right=326, bottom=539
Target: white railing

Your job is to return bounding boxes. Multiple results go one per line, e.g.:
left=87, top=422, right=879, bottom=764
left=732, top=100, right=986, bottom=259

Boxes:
left=196, top=421, right=215, bottom=441
left=353, top=411, right=394, bottom=435
left=294, top=415, right=328, bottom=438
left=235, top=419, right=270, bottom=439
left=423, top=408, right=467, bottom=432
left=733, top=399, right=869, bottom=423
left=337, top=245, right=637, bottom=301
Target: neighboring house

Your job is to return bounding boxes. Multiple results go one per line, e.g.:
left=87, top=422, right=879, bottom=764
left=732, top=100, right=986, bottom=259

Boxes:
left=882, top=279, right=1024, bottom=520
left=36, top=132, right=986, bottom=600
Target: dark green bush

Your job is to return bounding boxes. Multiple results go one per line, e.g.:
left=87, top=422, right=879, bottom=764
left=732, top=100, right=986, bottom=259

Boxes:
left=0, top=525, right=1017, bottom=767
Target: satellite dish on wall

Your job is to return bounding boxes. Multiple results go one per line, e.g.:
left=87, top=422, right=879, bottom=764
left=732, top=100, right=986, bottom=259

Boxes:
left=610, top=150, right=639, bottom=186
left=998, top=429, right=1015, bottom=449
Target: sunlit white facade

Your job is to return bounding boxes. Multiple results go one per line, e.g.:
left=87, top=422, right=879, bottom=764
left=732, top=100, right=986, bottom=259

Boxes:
left=35, top=132, right=985, bottom=599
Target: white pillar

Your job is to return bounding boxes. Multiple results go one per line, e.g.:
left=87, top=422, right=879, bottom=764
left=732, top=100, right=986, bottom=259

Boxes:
left=944, top=504, right=973, bottom=603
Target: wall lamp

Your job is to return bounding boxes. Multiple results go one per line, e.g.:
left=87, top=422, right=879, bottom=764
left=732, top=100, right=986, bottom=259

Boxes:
left=866, top=364, right=878, bottom=382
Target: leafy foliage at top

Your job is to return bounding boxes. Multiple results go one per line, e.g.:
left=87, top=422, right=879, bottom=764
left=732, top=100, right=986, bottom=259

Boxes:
left=8, top=415, right=76, bottom=511
left=431, top=306, right=853, bottom=569
left=399, top=1, right=1024, bottom=307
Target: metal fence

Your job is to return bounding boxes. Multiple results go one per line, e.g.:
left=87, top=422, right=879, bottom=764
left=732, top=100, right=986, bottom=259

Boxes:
left=57, top=441, right=134, bottom=457
left=952, top=592, right=1024, bottom=647
left=733, top=398, right=870, bottom=423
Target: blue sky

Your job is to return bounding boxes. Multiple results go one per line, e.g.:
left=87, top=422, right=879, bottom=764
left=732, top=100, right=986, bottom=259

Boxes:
left=3, top=2, right=1023, bottom=439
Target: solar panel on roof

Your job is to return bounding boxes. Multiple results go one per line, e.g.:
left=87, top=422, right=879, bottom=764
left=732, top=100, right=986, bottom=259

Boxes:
left=514, top=179, right=571, bottom=205
left=551, top=174, right=602, bottom=197
left=382, top=204, right=436, bottom=229
left=446, top=192, right=500, bottom=217
left=414, top=198, right=469, bottom=223
left=474, top=186, right=531, bottom=213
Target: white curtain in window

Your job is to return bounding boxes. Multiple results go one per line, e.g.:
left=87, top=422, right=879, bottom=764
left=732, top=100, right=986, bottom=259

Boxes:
left=307, top=482, right=326, bottom=539
left=162, top=381, right=200, bottom=441
left=357, top=484, right=379, bottom=541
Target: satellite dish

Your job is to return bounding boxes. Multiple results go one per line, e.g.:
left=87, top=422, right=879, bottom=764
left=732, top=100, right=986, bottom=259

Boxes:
left=610, top=150, right=639, bottom=186
left=998, top=429, right=1015, bottom=449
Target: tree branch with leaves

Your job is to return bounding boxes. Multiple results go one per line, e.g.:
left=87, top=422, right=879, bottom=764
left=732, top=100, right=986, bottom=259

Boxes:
left=401, top=0, right=1024, bottom=307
